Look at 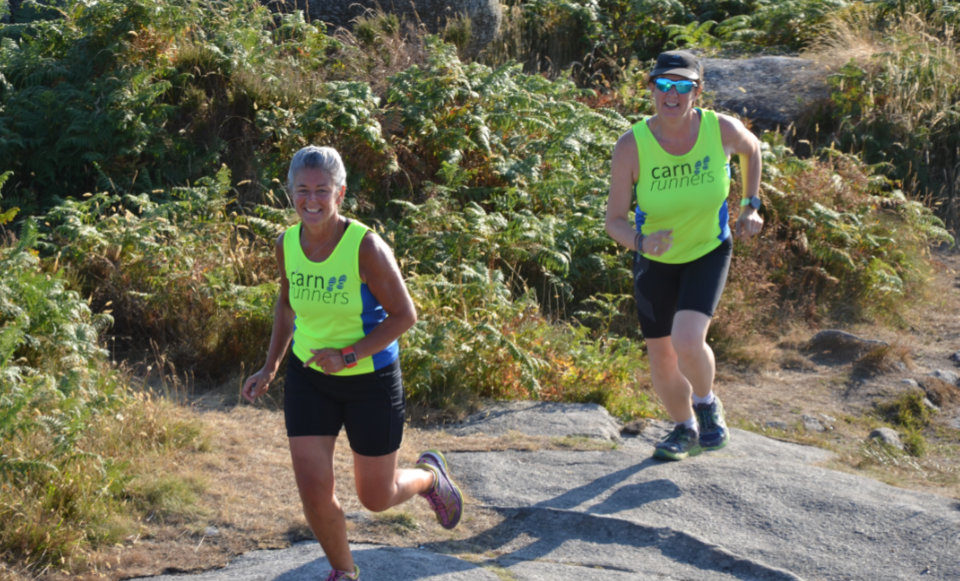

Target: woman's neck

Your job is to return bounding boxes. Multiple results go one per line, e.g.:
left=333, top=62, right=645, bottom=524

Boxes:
left=648, top=109, right=701, bottom=155
left=301, top=216, right=347, bottom=260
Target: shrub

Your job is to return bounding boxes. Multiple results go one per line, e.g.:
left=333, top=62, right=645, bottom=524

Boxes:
left=877, top=389, right=932, bottom=432
left=36, top=166, right=279, bottom=380
left=738, top=139, right=953, bottom=326
left=0, top=224, right=206, bottom=573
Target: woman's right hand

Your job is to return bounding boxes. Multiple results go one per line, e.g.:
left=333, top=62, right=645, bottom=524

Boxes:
left=641, top=229, right=673, bottom=257
left=242, top=368, right=275, bottom=403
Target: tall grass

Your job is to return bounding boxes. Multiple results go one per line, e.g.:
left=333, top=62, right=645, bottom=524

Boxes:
left=0, top=223, right=208, bottom=574
left=803, top=2, right=960, bottom=231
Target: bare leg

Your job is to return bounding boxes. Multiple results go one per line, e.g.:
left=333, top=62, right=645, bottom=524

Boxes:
left=645, top=310, right=715, bottom=423
left=645, top=336, right=695, bottom=424
left=353, top=451, right=434, bottom=513
left=671, top=310, right=715, bottom=399
left=288, top=436, right=352, bottom=573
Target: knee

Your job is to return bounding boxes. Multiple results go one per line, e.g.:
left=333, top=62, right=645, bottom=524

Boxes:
left=647, top=347, right=678, bottom=379
left=297, top=475, right=337, bottom=508
left=671, top=333, right=706, bottom=361
left=356, top=487, right=393, bottom=513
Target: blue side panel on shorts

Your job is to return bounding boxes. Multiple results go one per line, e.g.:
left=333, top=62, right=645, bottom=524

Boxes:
left=360, top=283, right=399, bottom=369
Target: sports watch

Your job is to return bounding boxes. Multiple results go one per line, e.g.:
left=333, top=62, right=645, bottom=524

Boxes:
left=341, top=346, right=358, bottom=368
left=740, top=195, right=761, bottom=210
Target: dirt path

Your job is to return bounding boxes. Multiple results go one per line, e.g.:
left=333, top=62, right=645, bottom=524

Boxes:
left=719, top=249, right=960, bottom=493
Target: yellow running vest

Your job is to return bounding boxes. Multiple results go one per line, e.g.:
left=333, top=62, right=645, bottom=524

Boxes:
left=284, top=220, right=398, bottom=376
left=633, top=108, right=732, bottom=264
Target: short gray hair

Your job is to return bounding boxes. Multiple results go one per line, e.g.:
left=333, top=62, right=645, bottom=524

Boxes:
left=287, top=145, right=347, bottom=190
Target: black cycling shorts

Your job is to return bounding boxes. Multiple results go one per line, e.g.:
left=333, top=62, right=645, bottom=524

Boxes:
left=284, top=352, right=405, bottom=457
left=633, top=238, right=732, bottom=339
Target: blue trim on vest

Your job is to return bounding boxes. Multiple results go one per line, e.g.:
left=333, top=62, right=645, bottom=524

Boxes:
left=361, top=283, right=399, bottom=369
left=717, top=200, right=731, bottom=241
left=634, top=207, right=648, bottom=233
left=718, top=161, right=732, bottom=241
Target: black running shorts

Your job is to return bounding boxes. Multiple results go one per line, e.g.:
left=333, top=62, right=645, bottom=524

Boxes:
left=284, top=352, right=405, bottom=457
left=633, top=238, right=732, bottom=339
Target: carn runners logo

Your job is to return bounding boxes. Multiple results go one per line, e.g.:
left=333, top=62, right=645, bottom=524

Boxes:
left=648, top=155, right=717, bottom=192
left=289, top=271, right=351, bottom=304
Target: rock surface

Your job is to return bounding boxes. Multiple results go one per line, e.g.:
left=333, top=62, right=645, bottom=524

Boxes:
left=803, top=329, right=888, bottom=365
left=136, top=403, right=960, bottom=581
left=448, top=401, right=623, bottom=442
left=702, top=56, right=831, bottom=131
left=869, top=427, right=904, bottom=450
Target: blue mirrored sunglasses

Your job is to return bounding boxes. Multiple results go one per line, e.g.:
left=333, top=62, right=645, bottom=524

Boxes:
left=654, top=78, right=698, bottom=94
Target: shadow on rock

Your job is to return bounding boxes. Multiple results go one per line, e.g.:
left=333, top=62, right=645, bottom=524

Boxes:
left=425, top=457, right=798, bottom=580
left=427, top=506, right=799, bottom=580
left=534, top=458, right=666, bottom=511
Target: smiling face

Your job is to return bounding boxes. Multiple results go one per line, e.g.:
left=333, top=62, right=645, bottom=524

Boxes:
left=291, top=167, right=345, bottom=228
left=649, top=74, right=702, bottom=119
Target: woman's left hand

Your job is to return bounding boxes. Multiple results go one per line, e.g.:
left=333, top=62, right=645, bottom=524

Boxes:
left=736, top=209, right=763, bottom=238
left=304, top=348, right=346, bottom=374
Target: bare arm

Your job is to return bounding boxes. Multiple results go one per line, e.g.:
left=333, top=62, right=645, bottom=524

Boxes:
left=303, top=230, right=417, bottom=373
left=720, top=113, right=764, bottom=237
left=605, top=130, right=641, bottom=250
left=242, top=233, right=294, bottom=402
left=604, top=129, right=673, bottom=255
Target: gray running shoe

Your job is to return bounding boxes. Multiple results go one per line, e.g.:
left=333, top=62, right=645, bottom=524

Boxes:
left=694, top=397, right=730, bottom=450
left=653, top=424, right=703, bottom=460
left=417, top=449, right=463, bottom=529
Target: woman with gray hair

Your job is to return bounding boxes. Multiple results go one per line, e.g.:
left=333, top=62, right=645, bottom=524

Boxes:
left=242, top=146, right=462, bottom=580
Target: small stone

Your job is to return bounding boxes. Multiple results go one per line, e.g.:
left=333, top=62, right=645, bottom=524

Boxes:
left=901, top=378, right=921, bottom=388
left=923, top=397, right=940, bottom=412
left=203, top=526, right=219, bottom=537
left=621, top=419, right=647, bottom=435
left=869, top=427, right=904, bottom=450
left=805, top=330, right=887, bottom=365
left=949, top=351, right=960, bottom=366
left=929, top=369, right=960, bottom=386
left=802, top=414, right=826, bottom=432
left=766, top=421, right=789, bottom=431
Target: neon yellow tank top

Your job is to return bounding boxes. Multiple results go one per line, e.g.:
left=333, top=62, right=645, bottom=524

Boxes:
left=284, top=220, right=398, bottom=376
left=633, top=108, right=731, bottom=264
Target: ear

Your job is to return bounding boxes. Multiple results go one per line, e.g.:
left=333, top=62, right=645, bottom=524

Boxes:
left=336, top=184, right=347, bottom=203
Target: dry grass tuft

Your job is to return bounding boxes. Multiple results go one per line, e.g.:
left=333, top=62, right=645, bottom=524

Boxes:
left=852, top=343, right=913, bottom=379
left=802, top=6, right=886, bottom=70
left=921, top=376, right=960, bottom=408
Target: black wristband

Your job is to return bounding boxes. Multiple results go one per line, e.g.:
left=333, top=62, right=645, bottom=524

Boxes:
left=634, top=231, right=645, bottom=253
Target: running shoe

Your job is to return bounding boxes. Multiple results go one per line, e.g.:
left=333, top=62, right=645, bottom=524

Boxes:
left=325, top=564, right=359, bottom=580
left=694, top=397, right=730, bottom=450
left=652, top=424, right=702, bottom=460
left=416, top=449, right=463, bottom=529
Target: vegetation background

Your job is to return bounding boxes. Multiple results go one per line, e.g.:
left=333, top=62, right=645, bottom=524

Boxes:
left=0, top=0, right=957, bottom=576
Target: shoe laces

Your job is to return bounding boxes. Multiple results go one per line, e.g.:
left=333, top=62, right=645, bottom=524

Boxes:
left=325, top=564, right=359, bottom=580
left=665, top=424, right=695, bottom=443
left=696, top=403, right=720, bottom=431
left=420, top=465, right=449, bottom=518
